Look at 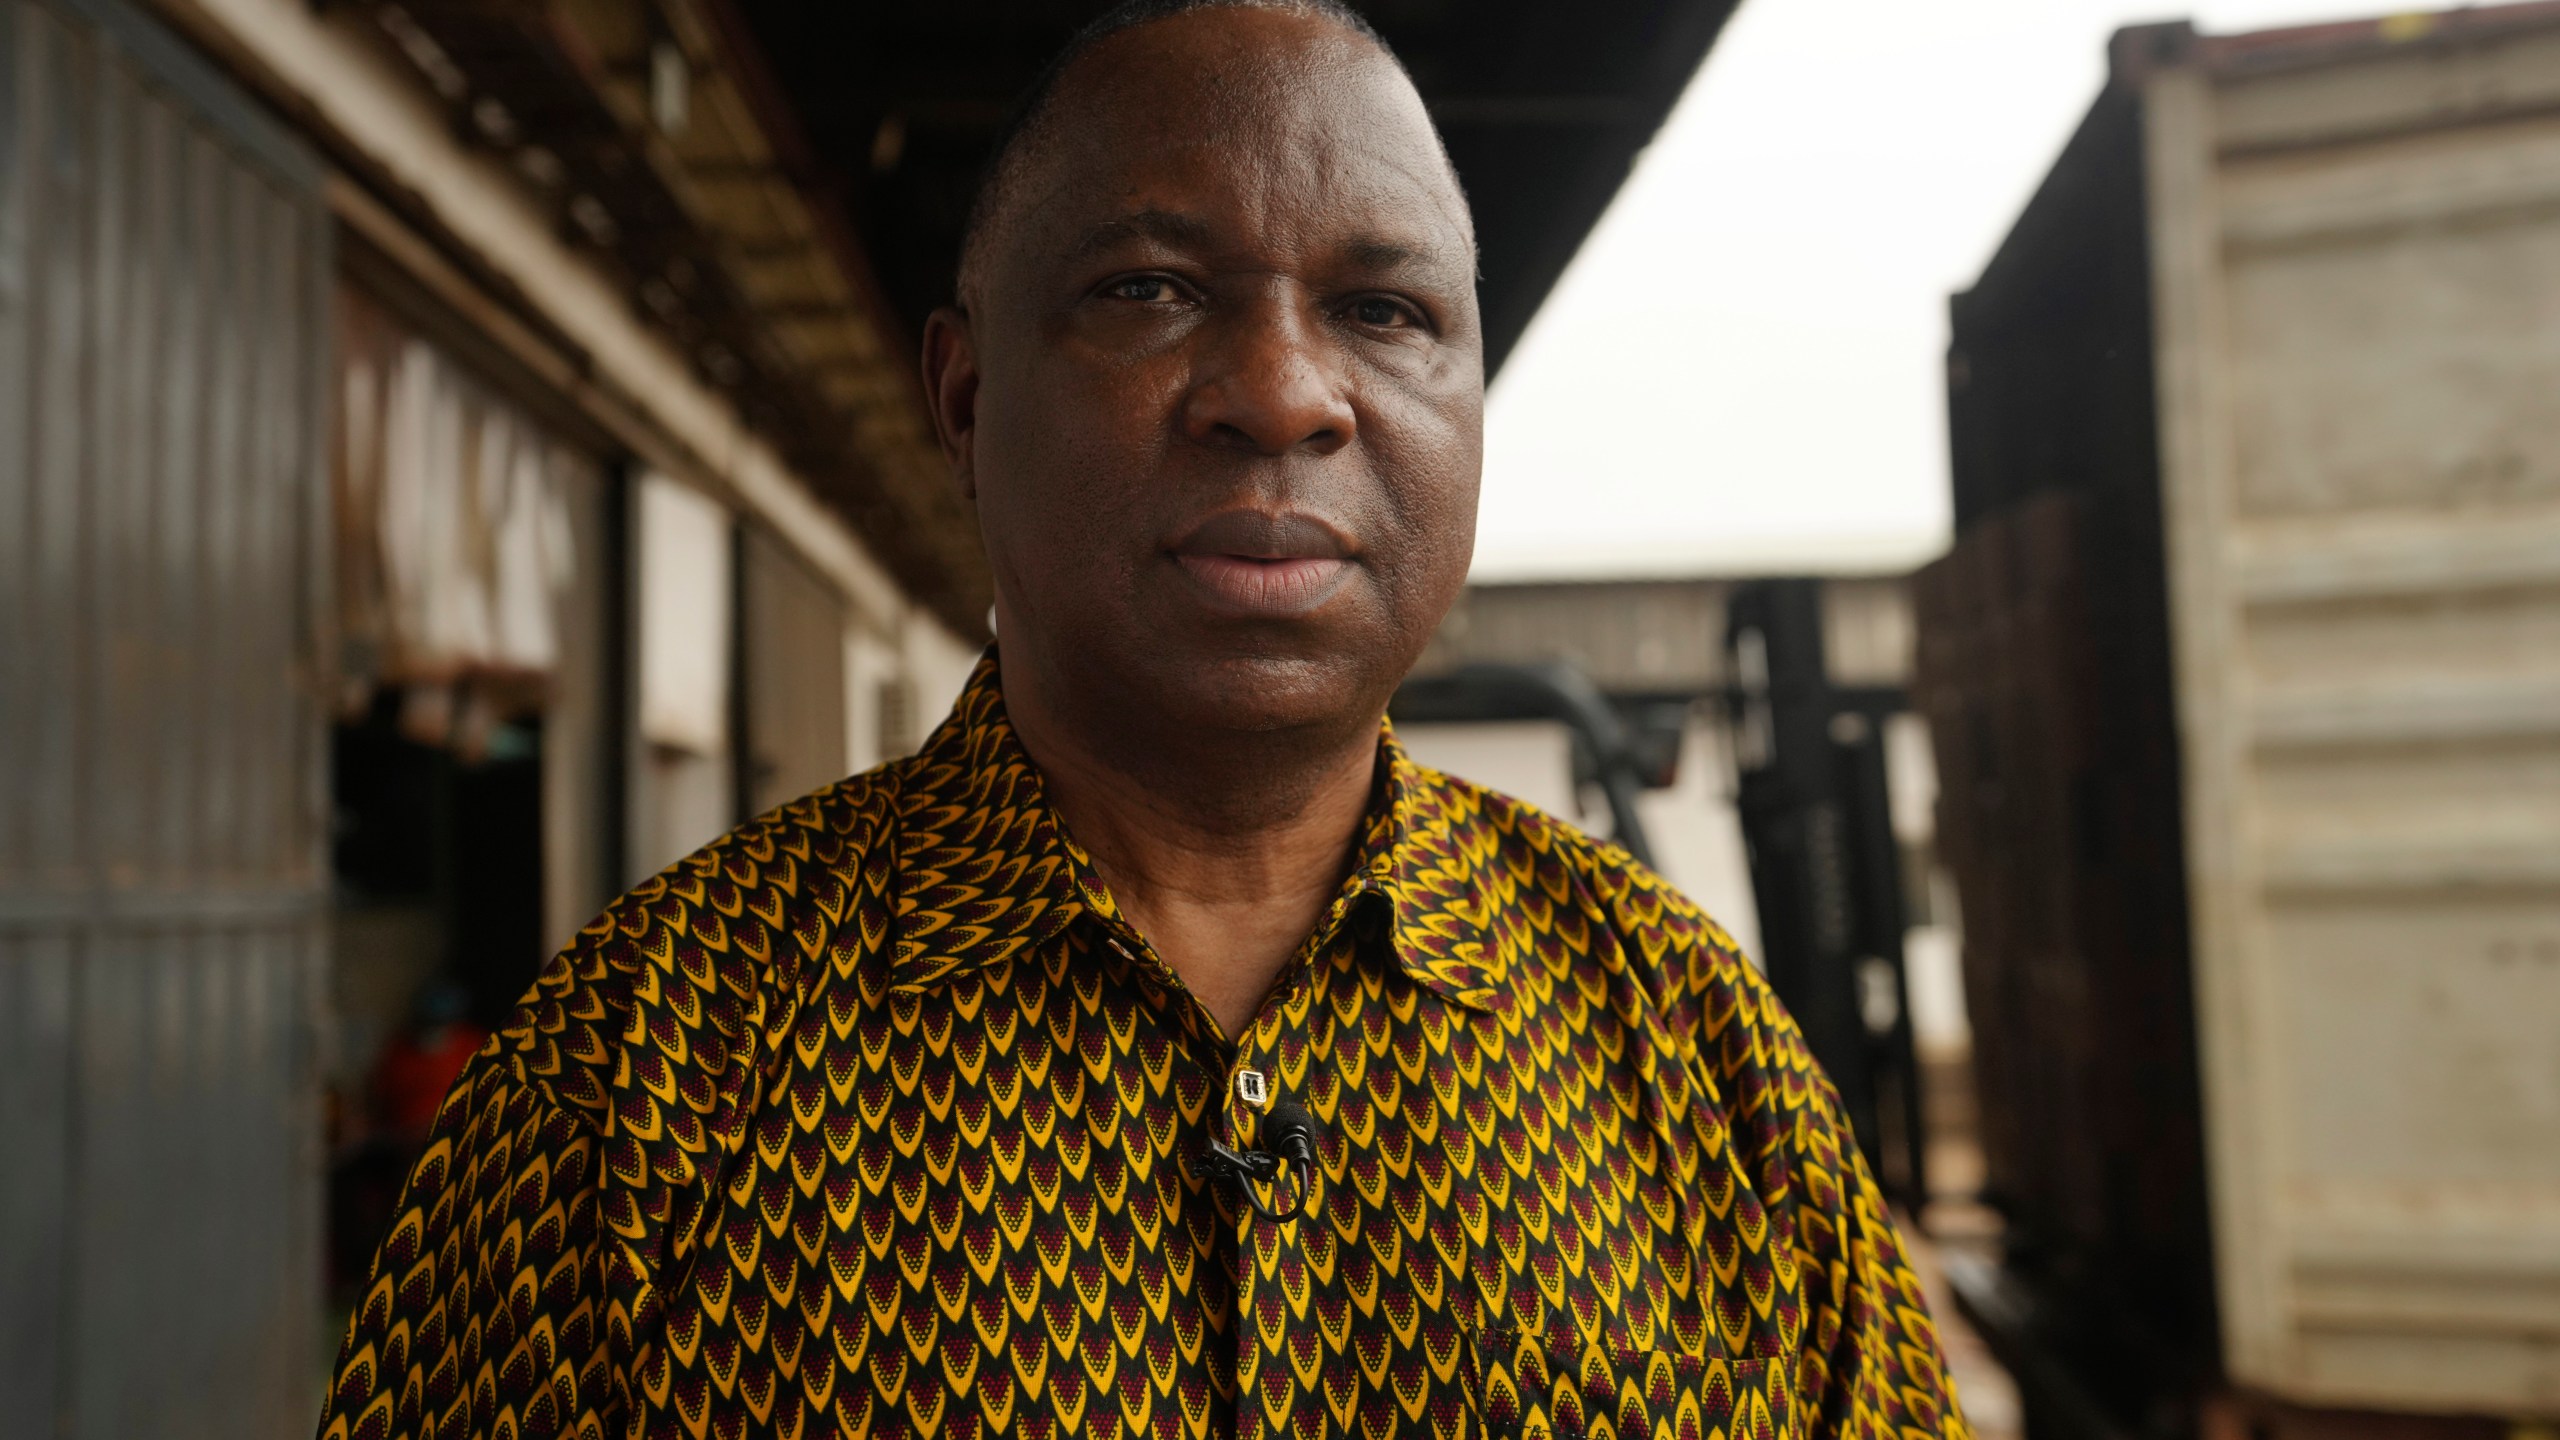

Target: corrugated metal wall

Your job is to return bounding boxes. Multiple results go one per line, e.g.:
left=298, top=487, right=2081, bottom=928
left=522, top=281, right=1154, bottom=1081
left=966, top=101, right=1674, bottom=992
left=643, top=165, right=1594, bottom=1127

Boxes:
left=0, top=0, right=330, bottom=1433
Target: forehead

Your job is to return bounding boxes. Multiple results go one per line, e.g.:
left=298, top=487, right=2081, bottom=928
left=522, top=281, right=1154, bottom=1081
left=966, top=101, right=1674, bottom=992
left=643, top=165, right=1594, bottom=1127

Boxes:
left=998, top=8, right=1471, bottom=268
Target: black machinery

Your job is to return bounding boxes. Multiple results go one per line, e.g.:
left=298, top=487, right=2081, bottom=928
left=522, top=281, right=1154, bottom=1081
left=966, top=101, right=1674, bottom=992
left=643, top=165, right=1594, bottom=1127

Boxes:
left=1722, top=578, right=1928, bottom=1210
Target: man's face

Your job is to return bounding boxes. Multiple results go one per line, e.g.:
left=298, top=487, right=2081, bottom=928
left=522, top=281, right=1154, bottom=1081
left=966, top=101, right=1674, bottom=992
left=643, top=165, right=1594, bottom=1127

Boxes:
left=930, top=7, right=1484, bottom=742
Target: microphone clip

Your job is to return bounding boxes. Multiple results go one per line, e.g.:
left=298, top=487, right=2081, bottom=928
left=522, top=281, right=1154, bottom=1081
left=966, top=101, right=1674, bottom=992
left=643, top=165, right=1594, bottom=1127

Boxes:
left=1202, top=1100, right=1320, bottom=1224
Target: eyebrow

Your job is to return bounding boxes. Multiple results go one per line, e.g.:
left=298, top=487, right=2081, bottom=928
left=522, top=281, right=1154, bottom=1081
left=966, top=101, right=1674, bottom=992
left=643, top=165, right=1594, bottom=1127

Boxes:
left=1064, top=209, right=1471, bottom=279
left=1346, top=235, right=1479, bottom=290
left=1347, top=238, right=1432, bottom=272
left=1066, top=210, right=1218, bottom=260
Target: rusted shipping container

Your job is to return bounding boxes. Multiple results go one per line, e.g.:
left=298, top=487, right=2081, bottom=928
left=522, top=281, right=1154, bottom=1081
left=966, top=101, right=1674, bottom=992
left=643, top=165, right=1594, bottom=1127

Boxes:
left=1920, top=3, right=2560, bottom=1429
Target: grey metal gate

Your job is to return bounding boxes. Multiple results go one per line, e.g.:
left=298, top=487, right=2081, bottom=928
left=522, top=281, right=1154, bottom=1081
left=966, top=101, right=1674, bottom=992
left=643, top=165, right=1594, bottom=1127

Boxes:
left=0, top=0, right=330, bottom=1434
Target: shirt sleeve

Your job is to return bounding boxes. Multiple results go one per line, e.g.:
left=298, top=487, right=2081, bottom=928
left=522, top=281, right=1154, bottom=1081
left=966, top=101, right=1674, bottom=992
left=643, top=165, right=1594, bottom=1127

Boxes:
left=1703, top=935, right=1972, bottom=1440
left=311, top=778, right=878, bottom=1440
left=315, top=1053, right=617, bottom=1440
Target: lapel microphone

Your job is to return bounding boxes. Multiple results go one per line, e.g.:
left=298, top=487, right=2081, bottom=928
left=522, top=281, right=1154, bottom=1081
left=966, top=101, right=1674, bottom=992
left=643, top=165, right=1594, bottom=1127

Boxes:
left=1204, top=1099, right=1321, bottom=1223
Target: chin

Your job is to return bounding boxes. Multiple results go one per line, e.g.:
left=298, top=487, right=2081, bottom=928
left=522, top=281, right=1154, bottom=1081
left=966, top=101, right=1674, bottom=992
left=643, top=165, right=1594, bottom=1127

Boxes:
left=1151, top=643, right=1390, bottom=737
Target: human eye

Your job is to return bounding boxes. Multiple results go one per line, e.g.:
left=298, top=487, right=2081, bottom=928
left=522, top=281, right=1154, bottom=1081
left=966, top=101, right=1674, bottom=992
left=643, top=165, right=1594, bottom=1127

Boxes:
left=1101, top=273, right=1186, bottom=304
left=1345, top=293, right=1425, bottom=331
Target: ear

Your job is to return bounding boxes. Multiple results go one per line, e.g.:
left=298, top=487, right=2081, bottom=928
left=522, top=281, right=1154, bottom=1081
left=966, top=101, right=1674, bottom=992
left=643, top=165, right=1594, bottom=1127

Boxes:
left=921, top=306, right=982, bottom=501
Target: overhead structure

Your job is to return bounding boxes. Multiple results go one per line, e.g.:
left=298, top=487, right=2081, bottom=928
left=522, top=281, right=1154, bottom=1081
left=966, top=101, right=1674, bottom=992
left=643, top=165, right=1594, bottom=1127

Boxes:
left=335, top=0, right=992, bottom=633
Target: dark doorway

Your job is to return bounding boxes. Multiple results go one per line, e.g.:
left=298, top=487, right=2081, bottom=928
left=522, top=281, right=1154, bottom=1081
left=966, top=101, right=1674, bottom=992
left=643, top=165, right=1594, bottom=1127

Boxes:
left=325, top=692, right=548, bottom=1295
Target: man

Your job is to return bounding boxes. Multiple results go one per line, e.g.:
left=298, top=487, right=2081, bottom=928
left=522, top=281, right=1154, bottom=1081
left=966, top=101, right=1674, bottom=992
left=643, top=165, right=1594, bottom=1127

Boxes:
left=317, top=2, right=1972, bottom=1437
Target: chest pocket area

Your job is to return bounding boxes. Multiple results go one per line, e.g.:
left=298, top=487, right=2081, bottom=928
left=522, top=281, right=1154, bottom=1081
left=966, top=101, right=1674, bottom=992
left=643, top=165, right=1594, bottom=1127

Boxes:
left=1472, top=1327, right=1796, bottom=1440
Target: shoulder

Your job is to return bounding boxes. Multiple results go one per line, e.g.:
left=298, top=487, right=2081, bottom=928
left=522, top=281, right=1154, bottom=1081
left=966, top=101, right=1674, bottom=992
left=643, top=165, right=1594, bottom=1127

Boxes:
left=1399, top=760, right=1780, bottom=1061
left=1400, top=763, right=1836, bottom=1205
left=1404, top=763, right=1820, bottom=1176
left=488, top=761, right=909, bottom=1126
left=1399, top=759, right=1745, bottom=957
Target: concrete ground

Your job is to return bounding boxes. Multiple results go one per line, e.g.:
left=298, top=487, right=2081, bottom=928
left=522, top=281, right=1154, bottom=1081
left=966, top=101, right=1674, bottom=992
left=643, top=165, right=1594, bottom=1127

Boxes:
left=1910, top=1049, right=2025, bottom=1440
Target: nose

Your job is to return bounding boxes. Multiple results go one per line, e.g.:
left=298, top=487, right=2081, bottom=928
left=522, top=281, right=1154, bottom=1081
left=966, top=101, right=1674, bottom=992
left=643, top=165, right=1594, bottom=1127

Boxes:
left=1180, top=292, right=1356, bottom=457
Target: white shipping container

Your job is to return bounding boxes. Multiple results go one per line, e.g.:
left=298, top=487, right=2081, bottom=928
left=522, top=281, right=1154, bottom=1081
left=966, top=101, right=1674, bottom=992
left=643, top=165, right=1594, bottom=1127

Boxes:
left=2146, top=9, right=2560, bottom=1414
left=1930, top=4, right=2560, bottom=1424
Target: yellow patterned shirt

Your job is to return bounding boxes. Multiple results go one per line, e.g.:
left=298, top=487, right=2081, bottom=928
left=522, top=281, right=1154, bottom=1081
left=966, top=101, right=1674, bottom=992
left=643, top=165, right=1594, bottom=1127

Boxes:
left=319, top=658, right=1969, bottom=1440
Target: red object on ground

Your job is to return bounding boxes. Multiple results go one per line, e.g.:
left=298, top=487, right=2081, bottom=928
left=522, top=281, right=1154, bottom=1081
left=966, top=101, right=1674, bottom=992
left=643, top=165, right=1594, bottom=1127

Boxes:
left=373, top=1022, right=488, bottom=1138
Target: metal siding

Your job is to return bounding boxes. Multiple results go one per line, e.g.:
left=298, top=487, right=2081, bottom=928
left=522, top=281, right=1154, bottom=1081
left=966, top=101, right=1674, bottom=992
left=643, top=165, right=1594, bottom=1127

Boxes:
left=29, top=5, right=87, bottom=884
left=0, top=0, right=329, bottom=1435
left=0, top=930, right=76, bottom=1427
left=155, top=109, right=206, bottom=878
left=0, top=0, right=22, bottom=881
left=0, top=0, right=32, bottom=882
left=94, top=55, right=146, bottom=879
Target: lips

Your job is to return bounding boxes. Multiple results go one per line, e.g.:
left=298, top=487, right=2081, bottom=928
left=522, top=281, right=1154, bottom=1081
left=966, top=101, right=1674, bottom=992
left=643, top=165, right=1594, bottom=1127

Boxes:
left=1169, top=511, right=1356, bottom=618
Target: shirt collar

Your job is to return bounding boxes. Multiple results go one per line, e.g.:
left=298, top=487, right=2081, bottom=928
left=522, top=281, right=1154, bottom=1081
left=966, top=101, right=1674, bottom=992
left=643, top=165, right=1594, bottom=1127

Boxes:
left=888, top=653, right=1507, bottom=1011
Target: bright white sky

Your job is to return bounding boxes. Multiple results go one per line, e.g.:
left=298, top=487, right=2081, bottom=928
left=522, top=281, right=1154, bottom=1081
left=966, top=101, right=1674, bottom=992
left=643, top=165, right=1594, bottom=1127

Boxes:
left=1471, top=0, right=2368, bottom=582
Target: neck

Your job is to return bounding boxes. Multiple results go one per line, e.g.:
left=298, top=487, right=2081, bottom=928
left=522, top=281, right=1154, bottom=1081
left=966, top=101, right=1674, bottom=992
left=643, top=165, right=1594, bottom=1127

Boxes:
left=1000, top=657, right=1382, bottom=1042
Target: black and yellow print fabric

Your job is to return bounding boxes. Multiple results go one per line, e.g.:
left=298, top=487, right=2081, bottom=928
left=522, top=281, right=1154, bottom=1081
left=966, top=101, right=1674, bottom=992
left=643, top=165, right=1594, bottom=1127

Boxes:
left=318, top=656, right=1969, bottom=1440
